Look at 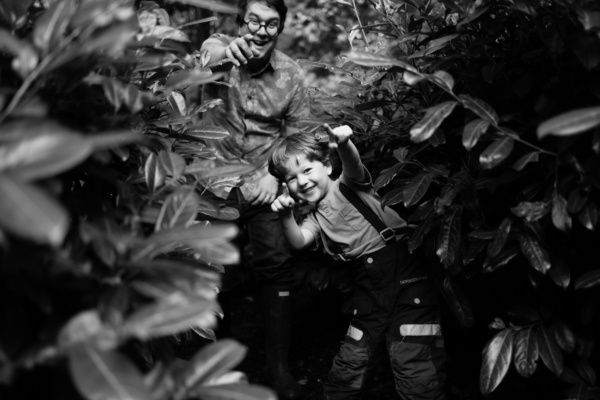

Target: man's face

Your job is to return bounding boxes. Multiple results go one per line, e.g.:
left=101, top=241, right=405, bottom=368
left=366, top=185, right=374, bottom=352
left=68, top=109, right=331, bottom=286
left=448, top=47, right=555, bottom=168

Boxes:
left=239, top=1, right=280, bottom=65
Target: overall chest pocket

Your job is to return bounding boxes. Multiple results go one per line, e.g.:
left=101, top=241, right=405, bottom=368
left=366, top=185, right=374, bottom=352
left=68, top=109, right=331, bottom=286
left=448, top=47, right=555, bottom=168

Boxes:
left=340, top=205, right=362, bottom=230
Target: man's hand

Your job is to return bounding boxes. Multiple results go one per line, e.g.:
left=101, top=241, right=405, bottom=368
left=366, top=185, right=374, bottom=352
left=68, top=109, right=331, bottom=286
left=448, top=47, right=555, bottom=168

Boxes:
left=271, top=183, right=295, bottom=213
left=324, top=124, right=353, bottom=149
left=225, top=34, right=260, bottom=67
left=249, top=173, right=279, bottom=206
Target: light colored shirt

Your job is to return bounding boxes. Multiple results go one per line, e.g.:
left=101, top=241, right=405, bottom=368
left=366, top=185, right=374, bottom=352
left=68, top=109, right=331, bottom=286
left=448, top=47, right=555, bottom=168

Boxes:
left=301, top=169, right=408, bottom=260
left=200, top=34, right=310, bottom=199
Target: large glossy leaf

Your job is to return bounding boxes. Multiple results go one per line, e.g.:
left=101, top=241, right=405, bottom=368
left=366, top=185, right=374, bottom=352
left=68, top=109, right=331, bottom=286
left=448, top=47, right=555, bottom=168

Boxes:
left=462, top=119, right=490, bottom=150
left=155, top=187, right=200, bottom=231
left=440, top=276, right=474, bottom=328
left=192, top=384, right=276, bottom=400
left=164, top=69, right=221, bottom=92
left=374, top=163, right=405, bottom=191
left=346, top=50, right=419, bottom=73
left=174, top=339, right=247, bottom=398
left=190, top=99, right=225, bottom=116
left=186, top=163, right=255, bottom=180
left=68, top=345, right=151, bottom=400
left=552, top=193, right=571, bottom=232
left=483, top=245, right=520, bottom=273
left=403, top=173, right=433, bottom=208
left=578, top=201, right=597, bottom=231
left=410, top=101, right=458, bottom=143
left=408, top=209, right=434, bottom=253
left=459, top=95, right=499, bottom=125
left=431, top=70, right=455, bottom=91
left=58, top=310, right=118, bottom=350
left=158, top=150, right=186, bottom=180
left=479, top=137, right=514, bottom=169
left=520, top=234, right=551, bottom=274
left=168, top=91, right=187, bottom=116
left=548, top=256, right=570, bottom=289
left=513, top=328, right=538, bottom=377
left=381, top=187, right=404, bottom=208
left=537, top=325, right=564, bottom=376
left=487, top=218, right=512, bottom=257
left=512, top=151, right=539, bottom=171
left=480, top=329, right=514, bottom=395
left=0, top=120, right=94, bottom=181
left=567, top=188, right=588, bottom=214
left=537, top=106, right=600, bottom=138
left=184, top=125, right=230, bottom=140
left=145, top=153, right=166, bottom=194
left=0, top=175, right=68, bottom=246
left=510, top=201, right=549, bottom=222
left=185, top=238, right=240, bottom=265
left=574, top=269, right=600, bottom=290
left=123, top=297, right=217, bottom=339
left=552, top=322, right=575, bottom=354
left=436, top=206, right=462, bottom=267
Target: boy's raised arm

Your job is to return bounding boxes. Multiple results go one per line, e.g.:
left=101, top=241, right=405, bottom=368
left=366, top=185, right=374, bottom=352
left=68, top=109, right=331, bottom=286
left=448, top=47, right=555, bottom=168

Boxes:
left=271, top=184, right=316, bottom=251
left=324, top=124, right=366, bottom=183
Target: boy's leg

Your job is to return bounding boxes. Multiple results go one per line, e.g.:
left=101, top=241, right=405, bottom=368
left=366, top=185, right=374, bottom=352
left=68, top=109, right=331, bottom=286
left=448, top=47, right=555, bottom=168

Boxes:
left=324, top=255, right=391, bottom=400
left=387, top=246, right=447, bottom=400
left=245, top=202, right=302, bottom=400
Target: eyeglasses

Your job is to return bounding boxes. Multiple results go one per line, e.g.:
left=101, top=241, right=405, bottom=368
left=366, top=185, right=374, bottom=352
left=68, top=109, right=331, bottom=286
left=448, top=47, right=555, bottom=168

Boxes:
left=244, top=19, right=280, bottom=37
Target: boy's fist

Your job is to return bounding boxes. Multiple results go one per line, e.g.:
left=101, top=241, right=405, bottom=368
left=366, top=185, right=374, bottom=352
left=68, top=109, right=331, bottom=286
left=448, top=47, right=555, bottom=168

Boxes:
left=324, top=124, right=353, bottom=149
left=271, top=183, right=295, bottom=213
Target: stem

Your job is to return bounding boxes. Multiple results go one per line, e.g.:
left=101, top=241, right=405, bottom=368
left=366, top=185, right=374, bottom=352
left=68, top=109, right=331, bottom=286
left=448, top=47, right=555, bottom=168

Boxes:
left=351, top=0, right=370, bottom=49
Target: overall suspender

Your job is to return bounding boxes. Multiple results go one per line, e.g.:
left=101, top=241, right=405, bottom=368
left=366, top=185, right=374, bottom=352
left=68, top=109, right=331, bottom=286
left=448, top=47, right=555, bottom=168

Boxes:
left=339, top=182, right=396, bottom=245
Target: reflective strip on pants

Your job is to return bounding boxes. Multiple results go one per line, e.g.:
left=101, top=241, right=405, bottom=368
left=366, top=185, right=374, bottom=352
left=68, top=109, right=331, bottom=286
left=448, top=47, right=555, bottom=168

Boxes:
left=400, top=323, right=441, bottom=337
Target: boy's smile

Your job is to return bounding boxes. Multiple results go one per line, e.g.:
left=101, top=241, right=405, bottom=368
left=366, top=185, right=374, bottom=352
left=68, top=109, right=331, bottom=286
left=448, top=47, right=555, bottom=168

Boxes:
left=284, top=155, right=333, bottom=204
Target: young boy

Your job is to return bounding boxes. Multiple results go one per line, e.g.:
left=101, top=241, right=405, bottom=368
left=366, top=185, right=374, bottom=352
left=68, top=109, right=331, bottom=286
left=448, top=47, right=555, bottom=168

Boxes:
left=268, top=125, right=447, bottom=400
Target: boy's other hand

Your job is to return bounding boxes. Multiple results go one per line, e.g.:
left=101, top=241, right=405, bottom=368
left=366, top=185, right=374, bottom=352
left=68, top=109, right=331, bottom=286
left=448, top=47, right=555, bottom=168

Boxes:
left=324, top=124, right=353, bottom=149
left=271, top=183, right=296, bottom=213
left=224, top=34, right=260, bottom=67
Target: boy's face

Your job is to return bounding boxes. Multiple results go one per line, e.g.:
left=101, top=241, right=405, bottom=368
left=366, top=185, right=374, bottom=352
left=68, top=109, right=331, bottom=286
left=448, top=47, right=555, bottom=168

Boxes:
left=239, top=1, right=280, bottom=65
left=283, top=154, right=333, bottom=204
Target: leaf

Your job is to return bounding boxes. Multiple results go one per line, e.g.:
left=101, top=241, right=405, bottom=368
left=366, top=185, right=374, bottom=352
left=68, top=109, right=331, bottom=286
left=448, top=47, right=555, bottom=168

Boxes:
left=158, top=150, right=186, bottom=180
left=145, top=153, right=166, bottom=194
left=192, top=326, right=217, bottom=342
left=548, top=256, right=570, bottom=289
left=410, top=101, right=458, bottom=143
left=146, top=25, right=190, bottom=42
left=513, top=328, right=538, bottom=377
left=402, top=173, right=433, bottom=208
left=0, top=175, right=68, bottom=247
left=185, top=238, right=240, bottom=265
left=408, top=209, right=434, bottom=253
left=32, top=0, right=75, bottom=54
left=574, top=269, right=600, bottom=290
left=432, top=70, right=455, bottom=91
left=552, top=192, right=572, bottom=232
left=483, top=245, right=520, bottom=273
left=462, top=119, right=490, bottom=150
left=480, top=329, right=514, bottom=395
left=123, top=297, right=217, bottom=339
left=186, top=163, right=256, bottom=180
left=487, top=218, right=512, bottom=257
left=193, top=384, right=276, bottom=400
left=436, top=206, right=462, bottom=267
left=0, top=0, right=35, bottom=28
left=190, top=99, right=225, bottom=116
left=168, top=91, right=187, bottom=116
left=374, top=163, right=405, bottom=191
left=346, top=50, right=419, bottom=73
left=512, top=151, right=539, bottom=171
left=575, top=360, right=596, bottom=386
left=440, top=276, right=474, bottom=328
left=164, top=69, right=221, bottom=92
left=155, top=187, right=200, bottom=231
left=567, top=188, right=588, bottom=214
left=479, top=137, right=514, bottom=169
left=381, top=187, right=404, bottom=208
left=68, top=346, right=151, bottom=400
left=183, top=125, right=230, bottom=140
left=552, top=322, right=575, bottom=354
left=537, top=325, right=564, bottom=376
left=174, top=339, right=247, bottom=397
left=164, top=0, right=238, bottom=15
left=0, top=120, right=94, bottom=181
left=578, top=201, right=597, bottom=231
left=459, top=94, right=499, bottom=125
left=520, top=234, right=551, bottom=274
left=537, top=106, right=600, bottom=139
left=403, top=71, right=426, bottom=85
left=510, top=201, right=550, bottom=222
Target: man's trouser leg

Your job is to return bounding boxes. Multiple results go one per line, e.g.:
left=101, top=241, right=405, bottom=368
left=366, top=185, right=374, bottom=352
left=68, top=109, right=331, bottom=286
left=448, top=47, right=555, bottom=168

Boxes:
left=246, top=201, right=302, bottom=400
left=388, top=245, right=447, bottom=400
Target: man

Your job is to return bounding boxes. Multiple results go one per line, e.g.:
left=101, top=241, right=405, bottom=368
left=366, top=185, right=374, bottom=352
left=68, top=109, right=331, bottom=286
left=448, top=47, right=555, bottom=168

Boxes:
left=199, top=1, right=309, bottom=399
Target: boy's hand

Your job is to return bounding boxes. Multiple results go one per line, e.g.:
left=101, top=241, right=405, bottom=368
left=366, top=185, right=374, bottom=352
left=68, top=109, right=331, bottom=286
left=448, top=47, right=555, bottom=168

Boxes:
left=271, top=183, right=295, bottom=213
left=224, top=34, right=260, bottom=67
left=324, top=124, right=353, bottom=150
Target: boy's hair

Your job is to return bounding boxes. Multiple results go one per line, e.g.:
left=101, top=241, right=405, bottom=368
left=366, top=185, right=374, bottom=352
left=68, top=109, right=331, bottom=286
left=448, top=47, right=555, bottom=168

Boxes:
left=236, top=0, right=288, bottom=33
left=268, top=133, right=331, bottom=181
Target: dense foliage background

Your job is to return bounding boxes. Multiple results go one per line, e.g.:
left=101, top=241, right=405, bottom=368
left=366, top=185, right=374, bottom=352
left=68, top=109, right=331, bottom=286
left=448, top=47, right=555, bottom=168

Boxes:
left=1, top=0, right=600, bottom=399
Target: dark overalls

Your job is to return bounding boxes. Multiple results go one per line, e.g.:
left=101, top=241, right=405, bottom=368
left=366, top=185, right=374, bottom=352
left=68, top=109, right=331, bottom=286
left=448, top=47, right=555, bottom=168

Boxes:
left=324, top=240, right=447, bottom=400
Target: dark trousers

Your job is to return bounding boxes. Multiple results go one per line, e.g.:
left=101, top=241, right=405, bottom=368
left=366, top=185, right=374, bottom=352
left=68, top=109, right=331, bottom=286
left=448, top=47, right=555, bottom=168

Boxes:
left=324, top=242, right=447, bottom=400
